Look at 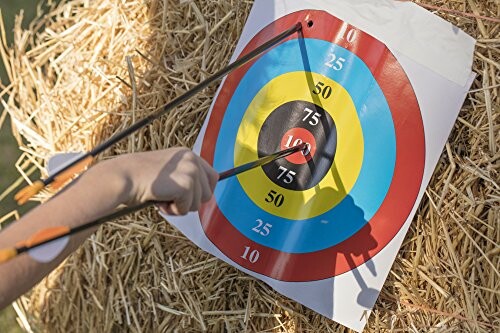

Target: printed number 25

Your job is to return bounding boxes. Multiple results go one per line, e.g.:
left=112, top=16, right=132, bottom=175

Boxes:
left=325, top=53, right=346, bottom=71
left=253, top=219, right=272, bottom=236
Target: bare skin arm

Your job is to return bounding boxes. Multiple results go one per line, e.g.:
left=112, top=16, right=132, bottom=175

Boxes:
left=0, top=148, right=218, bottom=309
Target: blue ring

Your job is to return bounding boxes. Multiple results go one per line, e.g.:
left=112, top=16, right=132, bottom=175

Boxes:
left=212, top=38, right=396, bottom=253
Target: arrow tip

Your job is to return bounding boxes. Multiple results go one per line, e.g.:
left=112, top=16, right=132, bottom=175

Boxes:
left=15, top=180, right=45, bottom=205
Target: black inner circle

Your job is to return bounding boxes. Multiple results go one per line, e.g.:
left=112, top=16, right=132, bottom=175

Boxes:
left=257, top=100, right=337, bottom=191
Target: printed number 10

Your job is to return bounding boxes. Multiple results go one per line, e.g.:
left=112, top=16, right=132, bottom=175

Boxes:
left=241, top=246, right=260, bottom=263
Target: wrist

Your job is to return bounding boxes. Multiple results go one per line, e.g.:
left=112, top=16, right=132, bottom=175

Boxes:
left=87, top=158, right=135, bottom=206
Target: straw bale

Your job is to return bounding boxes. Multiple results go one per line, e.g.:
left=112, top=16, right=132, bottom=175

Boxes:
left=0, top=0, right=498, bottom=332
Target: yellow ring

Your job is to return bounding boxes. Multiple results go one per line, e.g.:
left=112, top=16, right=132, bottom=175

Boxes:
left=235, top=71, right=364, bottom=219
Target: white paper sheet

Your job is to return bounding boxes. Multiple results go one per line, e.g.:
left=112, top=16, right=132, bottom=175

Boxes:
left=167, top=1, right=475, bottom=331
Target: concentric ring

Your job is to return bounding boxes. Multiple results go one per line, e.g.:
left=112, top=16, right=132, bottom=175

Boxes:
left=258, top=100, right=335, bottom=190
left=234, top=71, right=364, bottom=222
left=199, top=10, right=425, bottom=281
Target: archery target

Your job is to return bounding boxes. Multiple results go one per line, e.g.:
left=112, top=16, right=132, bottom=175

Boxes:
left=234, top=72, right=364, bottom=220
left=199, top=10, right=425, bottom=282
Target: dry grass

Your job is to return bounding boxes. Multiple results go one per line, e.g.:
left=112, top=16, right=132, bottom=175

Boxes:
left=0, top=0, right=498, bottom=332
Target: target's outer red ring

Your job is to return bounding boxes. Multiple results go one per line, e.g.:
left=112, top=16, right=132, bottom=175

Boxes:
left=200, top=10, right=425, bottom=281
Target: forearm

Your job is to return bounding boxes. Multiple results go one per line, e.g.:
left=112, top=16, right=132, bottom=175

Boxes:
left=0, top=160, right=131, bottom=309
left=0, top=148, right=218, bottom=309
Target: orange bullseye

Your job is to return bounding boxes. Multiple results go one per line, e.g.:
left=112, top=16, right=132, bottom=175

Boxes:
left=280, top=127, right=317, bottom=164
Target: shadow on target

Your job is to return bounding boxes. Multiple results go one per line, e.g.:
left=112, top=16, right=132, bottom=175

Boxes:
left=298, top=29, right=380, bottom=313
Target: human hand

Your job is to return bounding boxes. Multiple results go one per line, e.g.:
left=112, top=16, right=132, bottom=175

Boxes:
left=115, top=148, right=218, bottom=215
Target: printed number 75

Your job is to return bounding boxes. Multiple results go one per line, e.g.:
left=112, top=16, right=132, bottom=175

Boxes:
left=277, top=166, right=296, bottom=184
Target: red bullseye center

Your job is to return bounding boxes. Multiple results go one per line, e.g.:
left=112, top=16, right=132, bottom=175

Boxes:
left=280, top=127, right=317, bottom=164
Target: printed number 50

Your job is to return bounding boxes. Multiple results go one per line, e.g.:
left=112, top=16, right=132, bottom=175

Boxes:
left=265, top=190, right=284, bottom=207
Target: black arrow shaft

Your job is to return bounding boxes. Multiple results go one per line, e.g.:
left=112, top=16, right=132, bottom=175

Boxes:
left=17, top=144, right=307, bottom=257
left=43, top=23, right=302, bottom=186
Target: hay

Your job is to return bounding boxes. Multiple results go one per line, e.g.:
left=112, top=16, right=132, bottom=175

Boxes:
left=0, top=0, right=498, bottom=332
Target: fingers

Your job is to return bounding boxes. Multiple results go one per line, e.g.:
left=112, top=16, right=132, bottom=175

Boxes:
left=146, top=149, right=219, bottom=216
left=165, top=203, right=185, bottom=216
left=159, top=203, right=184, bottom=216
left=190, top=169, right=203, bottom=211
left=156, top=202, right=172, bottom=215
left=198, top=159, right=214, bottom=203
left=175, top=175, right=196, bottom=215
left=199, top=158, right=219, bottom=192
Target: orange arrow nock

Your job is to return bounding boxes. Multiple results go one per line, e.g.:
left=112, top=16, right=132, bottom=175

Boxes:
left=15, top=155, right=94, bottom=205
left=16, top=226, right=71, bottom=248
left=14, top=180, right=44, bottom=206
left=0, top=249, right=18, bottom=264
left=50, top=155, right=94, bottom=190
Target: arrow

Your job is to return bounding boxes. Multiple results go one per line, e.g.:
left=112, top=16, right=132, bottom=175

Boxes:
left=14, top=22, right=303, bottom=205
left=1, top=143, right=307, bottom=264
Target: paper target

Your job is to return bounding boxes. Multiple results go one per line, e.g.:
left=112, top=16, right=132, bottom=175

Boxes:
left=199, top=10, right=425, bottom=282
